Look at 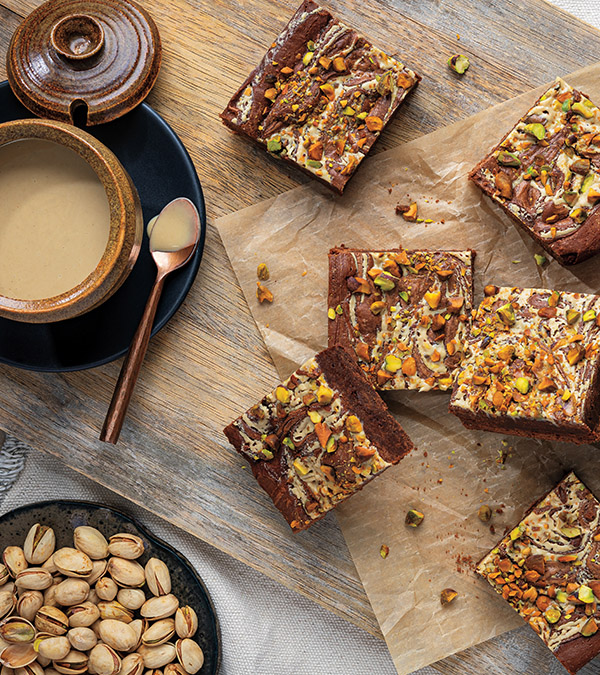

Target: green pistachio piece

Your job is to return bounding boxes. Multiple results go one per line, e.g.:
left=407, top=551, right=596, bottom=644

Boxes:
left=282, top=437, right=295, bottom=450
left=302, top=52, right=313, bottom=66
left=335, top=304, right=343, bottom=315
left=581, top=618, right=599, bottom=636
left=497, top=150, right=521, bottom=167
left=579, top=585, right=596, bottom=603
left=566, top=309, right=581, bottom=324
left=355, top=111, right=368, bottom=120
left=562, top=99, right=572, bottom=112
left=399, top=291, right=409, bottom=302
left=405, top=509, right=424, bottom=527
left=563, top=190, right=579, bottom=206
left=583, top=309, right=597, bottom=322
left=266, top=138, right=282, bottom=153
left=306, top=160, right=322, bottom=169
left=556, top=590, right=568, bottom=603
left=374, top=273, right=396, bottom=292
left=307, top=40, right=315, bottom=51
left=581, top=174, right=595, bottom=193
left=545, top=607, right=561, bottom=624
left=572, top=101, right=594, bottom=118
left=523, top=123, right=546, bottom=140
left=570, top=207, right=588, bottom=223
left=514, top=377, right=530, bottom=394
left=560, top=525, right=582, bottom=538
left=509, top=526, right=522, bottom=540
left=261, top=448, right=274, bottom=460
left=534, top=254, right=547, bottom=266
left=326, top=436, right=336, bottom=453
left=525, top=166, right=539, bottom=179
left=497, top=302, right=515, bottom=326
left=342, top=106, right=355, bottom=116
left=447, top=54, right=470, bottom=75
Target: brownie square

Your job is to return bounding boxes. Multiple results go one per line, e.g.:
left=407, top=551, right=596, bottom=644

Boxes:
left=224, top=346, right=414, bottom=532
left=477, top=472, right=600, bottom=674
left=449, top=286, right=600, bottom=444
left=470, top=78, right=600, bottom=266
left=328, top=247, right=474, bottom=391
left=220, top=0, right=420, bottom=194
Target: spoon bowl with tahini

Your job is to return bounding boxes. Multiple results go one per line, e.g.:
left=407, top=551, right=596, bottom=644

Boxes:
left=100, top=197, right=202, bottom=444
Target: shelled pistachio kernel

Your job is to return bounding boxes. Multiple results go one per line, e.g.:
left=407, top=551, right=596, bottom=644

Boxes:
left=447, top=54, right=470, bottom=74
left=256, top=263, right=269, bottom=281
left=478, top=505, right=492, bottom=522
left=405, top=509, right=424, bottom=527
left=440, top=588, right=458, bottom=606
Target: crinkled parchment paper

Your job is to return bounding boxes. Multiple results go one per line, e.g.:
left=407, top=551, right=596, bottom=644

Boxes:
left=215, top=63, right=600, bottom=673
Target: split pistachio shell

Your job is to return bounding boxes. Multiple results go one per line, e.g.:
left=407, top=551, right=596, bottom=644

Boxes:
left=107, top=558, right=145, bottom=588
left=83, top=560, right=107, bottom=587
left=15, top=662, right=44, bottom=675
left=23, top=525, right=55, bottom=566
left=0, top=618, right=35, bottom=644
left=42, top=585, right=59, bottom=608
left=15, top=591, right=43, bottom=623
left=107, top=534, right=144, bottom=560
left=174, top=607, right=197, bottom=639
left=54, top=580, right=89, bottom=607
left=52, top=550, right=92, bottom=580
left=141, top=619, right=175, bottom=647
left=66, top=627, right=96, bottom=652
left=0, top=665, right=11, bottom=675
left=36, top=656, right=50, bottom=668
left=3, top=549, right=27, bottom=579
left=98, top=619, right=137, bottom=652
left=144, top=560, right=171, bottom=597
left=129, top=619, right=145, bottom=649
left=0, top=643, right=37, bottom=668
left=65, top=602, right=99, bottom=628
left=35, top=635, right=70, bottom=661
left=164, top=665, right=186, bottom=675
left=15, top=569, right=53, bottom=591
left=0, top=565, right=10, bottom=586
left=86, top=590, right=99, bottom=606
left=41, top=559, right=59, bottom=577
left=140, top=595, right=179, bottom=621
left=120, top=653, right=144, bottom=675
left=97, top=600, right=133, bottom=623
left=34, top=606, right=68, bottom=636
left=0, top=589, right=16, bottom=620
left=175, top=640, right=203, bottom=675
left=95, top=578, right=117, bottom=602
left=117, top=588, right=146, bottom=610
left=72, top=528, right=108, bottom=561
left=137, top=643, right=176, bottom=669
left=52, top=650, right=88, bottom=675
left=88, top=644, right=120, bottom=675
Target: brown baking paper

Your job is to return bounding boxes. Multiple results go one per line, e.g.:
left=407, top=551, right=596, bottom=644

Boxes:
left=215, top=63, right=600, bottom=674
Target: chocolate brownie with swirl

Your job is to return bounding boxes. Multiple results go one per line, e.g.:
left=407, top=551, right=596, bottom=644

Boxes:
left=478, top=473, right=600, bottom=674
left=328, top=246, right=474, bottom=391
left=470, top=78, right=600, bottom=266
left=224, top=346, right=414, bottom=532
left=220, top=0, right=420, bottom=194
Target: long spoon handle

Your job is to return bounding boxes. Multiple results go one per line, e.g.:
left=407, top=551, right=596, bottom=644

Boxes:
left=100, top=272, right=166, bottom=444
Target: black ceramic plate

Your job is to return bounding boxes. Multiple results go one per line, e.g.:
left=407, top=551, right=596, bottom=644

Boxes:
left=0, top=499, right=221, bottom=673
left=0, top=81, right=206, bottom=372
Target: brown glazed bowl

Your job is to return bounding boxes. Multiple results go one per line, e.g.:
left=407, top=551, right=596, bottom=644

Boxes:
left=0, top=119, right=143, bottom=323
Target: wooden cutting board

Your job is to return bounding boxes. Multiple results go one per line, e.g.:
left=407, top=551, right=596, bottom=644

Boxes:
left=1, top=0, right=600, bottom=648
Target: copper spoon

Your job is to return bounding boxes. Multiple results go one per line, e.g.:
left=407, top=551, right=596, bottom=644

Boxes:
left=100, top=197, right=202, bottom=444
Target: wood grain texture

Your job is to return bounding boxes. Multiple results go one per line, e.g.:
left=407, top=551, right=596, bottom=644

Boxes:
left=1, top=0, right=600, bottom=663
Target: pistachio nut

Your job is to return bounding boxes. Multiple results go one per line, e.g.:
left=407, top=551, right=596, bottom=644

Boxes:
left=175, top=639, right=204, bottom=675
left=140, top=594, right=179, bottom=620
left=52, top=549, right=93, bottom=580
left=107, top=558, right=145, bottom=588
left=34, top=635, right=70, bottom=661
left=120, top=653, right=144, bottom=675
left=0, top=618, right=35, bottom=644
left=174, top=607, right=197, bottom=639
left=87, top=644, right=120, bottom=675
left=83, top=560, right=108, bottom=587
left=2, top=548, right=27, bottom=579
left=66, top=627, right=96, bottom=652
left=98, top=619, right=138, bottom=652
left=43, top=584, right=60, bottom=608
left=144, top=559, right=171, bottom=597
left=138, top=643, right=176, bottom=669
left=95, top=578, right=118, bottom=602
left=0, top=643, right=37, bottom=668
left=144, top=670, right=164, bottom=675
left=52, top=650, right=88, bottom=675
left=45, top=669, right=62, bottom=675
left=41, top=558, right=59, bottom=577
left=23, top=525, right=55, bottom=566
left=15, top=568, right=53, bottom=591
left=164, top=665, right=187, bottom=675
left=65, top=602, right=99, bottom=628
left=117, top=588, right=146, bottom=610
left=86, top=589, right=99, bottom=606
left=0, top=665, right=11, bottom=675
left=142, top=619, right=175, bottom=647
left=15, top=591, right=43, bottom=623
left=34, top=606, right=68, bottom=636
left=129, top=619, right=145, bottom=649
left=0, top=565, right=10, bottom=586
left=97, top=600, right=133, bottom=623
left=0, top=589, right=16, bottom=620
left=36, top=656, right=51, bottom=668
left=72, top=527, right=108, bottom=561
left=54, top=580, right=89, bottom=607
left=14, top=662, right=44, bottom=675
left=107, top=534, right=144, bottom=560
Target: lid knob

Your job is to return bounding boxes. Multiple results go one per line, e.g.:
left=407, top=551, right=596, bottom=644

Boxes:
left=50, top=14, right=104, bottom=61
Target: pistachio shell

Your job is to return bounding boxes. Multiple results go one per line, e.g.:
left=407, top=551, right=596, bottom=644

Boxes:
left=137, top=643, right=176, bottom=669
left=129, top=619, right=145, bottom=649
left=53, top=580, right=89, bottom=607
left=34, top=606, right=68, bottom=636
left=65, top=602, right=100, bottom=628
left=174, top=607, right=197, bottom=639
left=66, top=627, right=96, bottom=652
left=45, top=669, right=62, bottom=675
left=144, top=559, right=171, bottom=597
left=0, top=589, right=16, bottom=620
left=72, top=527, right=108, bottom=561
left=142, top=619, right=175, bottom=647
left=36, top=657, right=50, bottom=668
left=0, top=618, right=35, bottom=644
left=52, top=550, right=92, bottom=580
left=15, top=569, right=53, bottom=591
left=107, top=534, right=144, bottom=560
left=23, top=526, right=55, bottom=566
left=107, top=558, right=145, bottom=588
left=83, top=560, right=108, bottom=586
left=42, top=585, right=59, bottom=608
left=14, top=662, right=44, bottom=675
left=175, top=639, right=204, bottom=675
left=95, top=578, right=118, bottom=602
left=98, top=619, right=137, bottom=651
left=2, top=549, right=27, bottom=579
left=0, top=665, right=12, bottom=675
left=15, top=591, right=43, bottom=623
left=140, top=595, right=179, bottom=621
left=35, top=636, right=70, bottom=661
left=52, top=650, right=88, bottom=675
left=87, top=644, right=120, bottom=675
left=97, top=600, right=133, bottom=623
left=0, top=643, right=37, bottom=668
left=120, top=653, right=144, bottom=675
left=117, top=588, right=146, bottom=610
left=163, top=666, right=186, bottom=675
left=0, top=566, right=9, bottom=587
left=41, top=559, right=59, bottom=577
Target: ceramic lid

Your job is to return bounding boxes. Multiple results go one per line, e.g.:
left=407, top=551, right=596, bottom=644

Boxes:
left=7, top=0, right=162, bottom=126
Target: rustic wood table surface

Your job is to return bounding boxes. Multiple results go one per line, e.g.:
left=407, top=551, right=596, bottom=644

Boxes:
left=1, top=0, right=599, bottom=672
